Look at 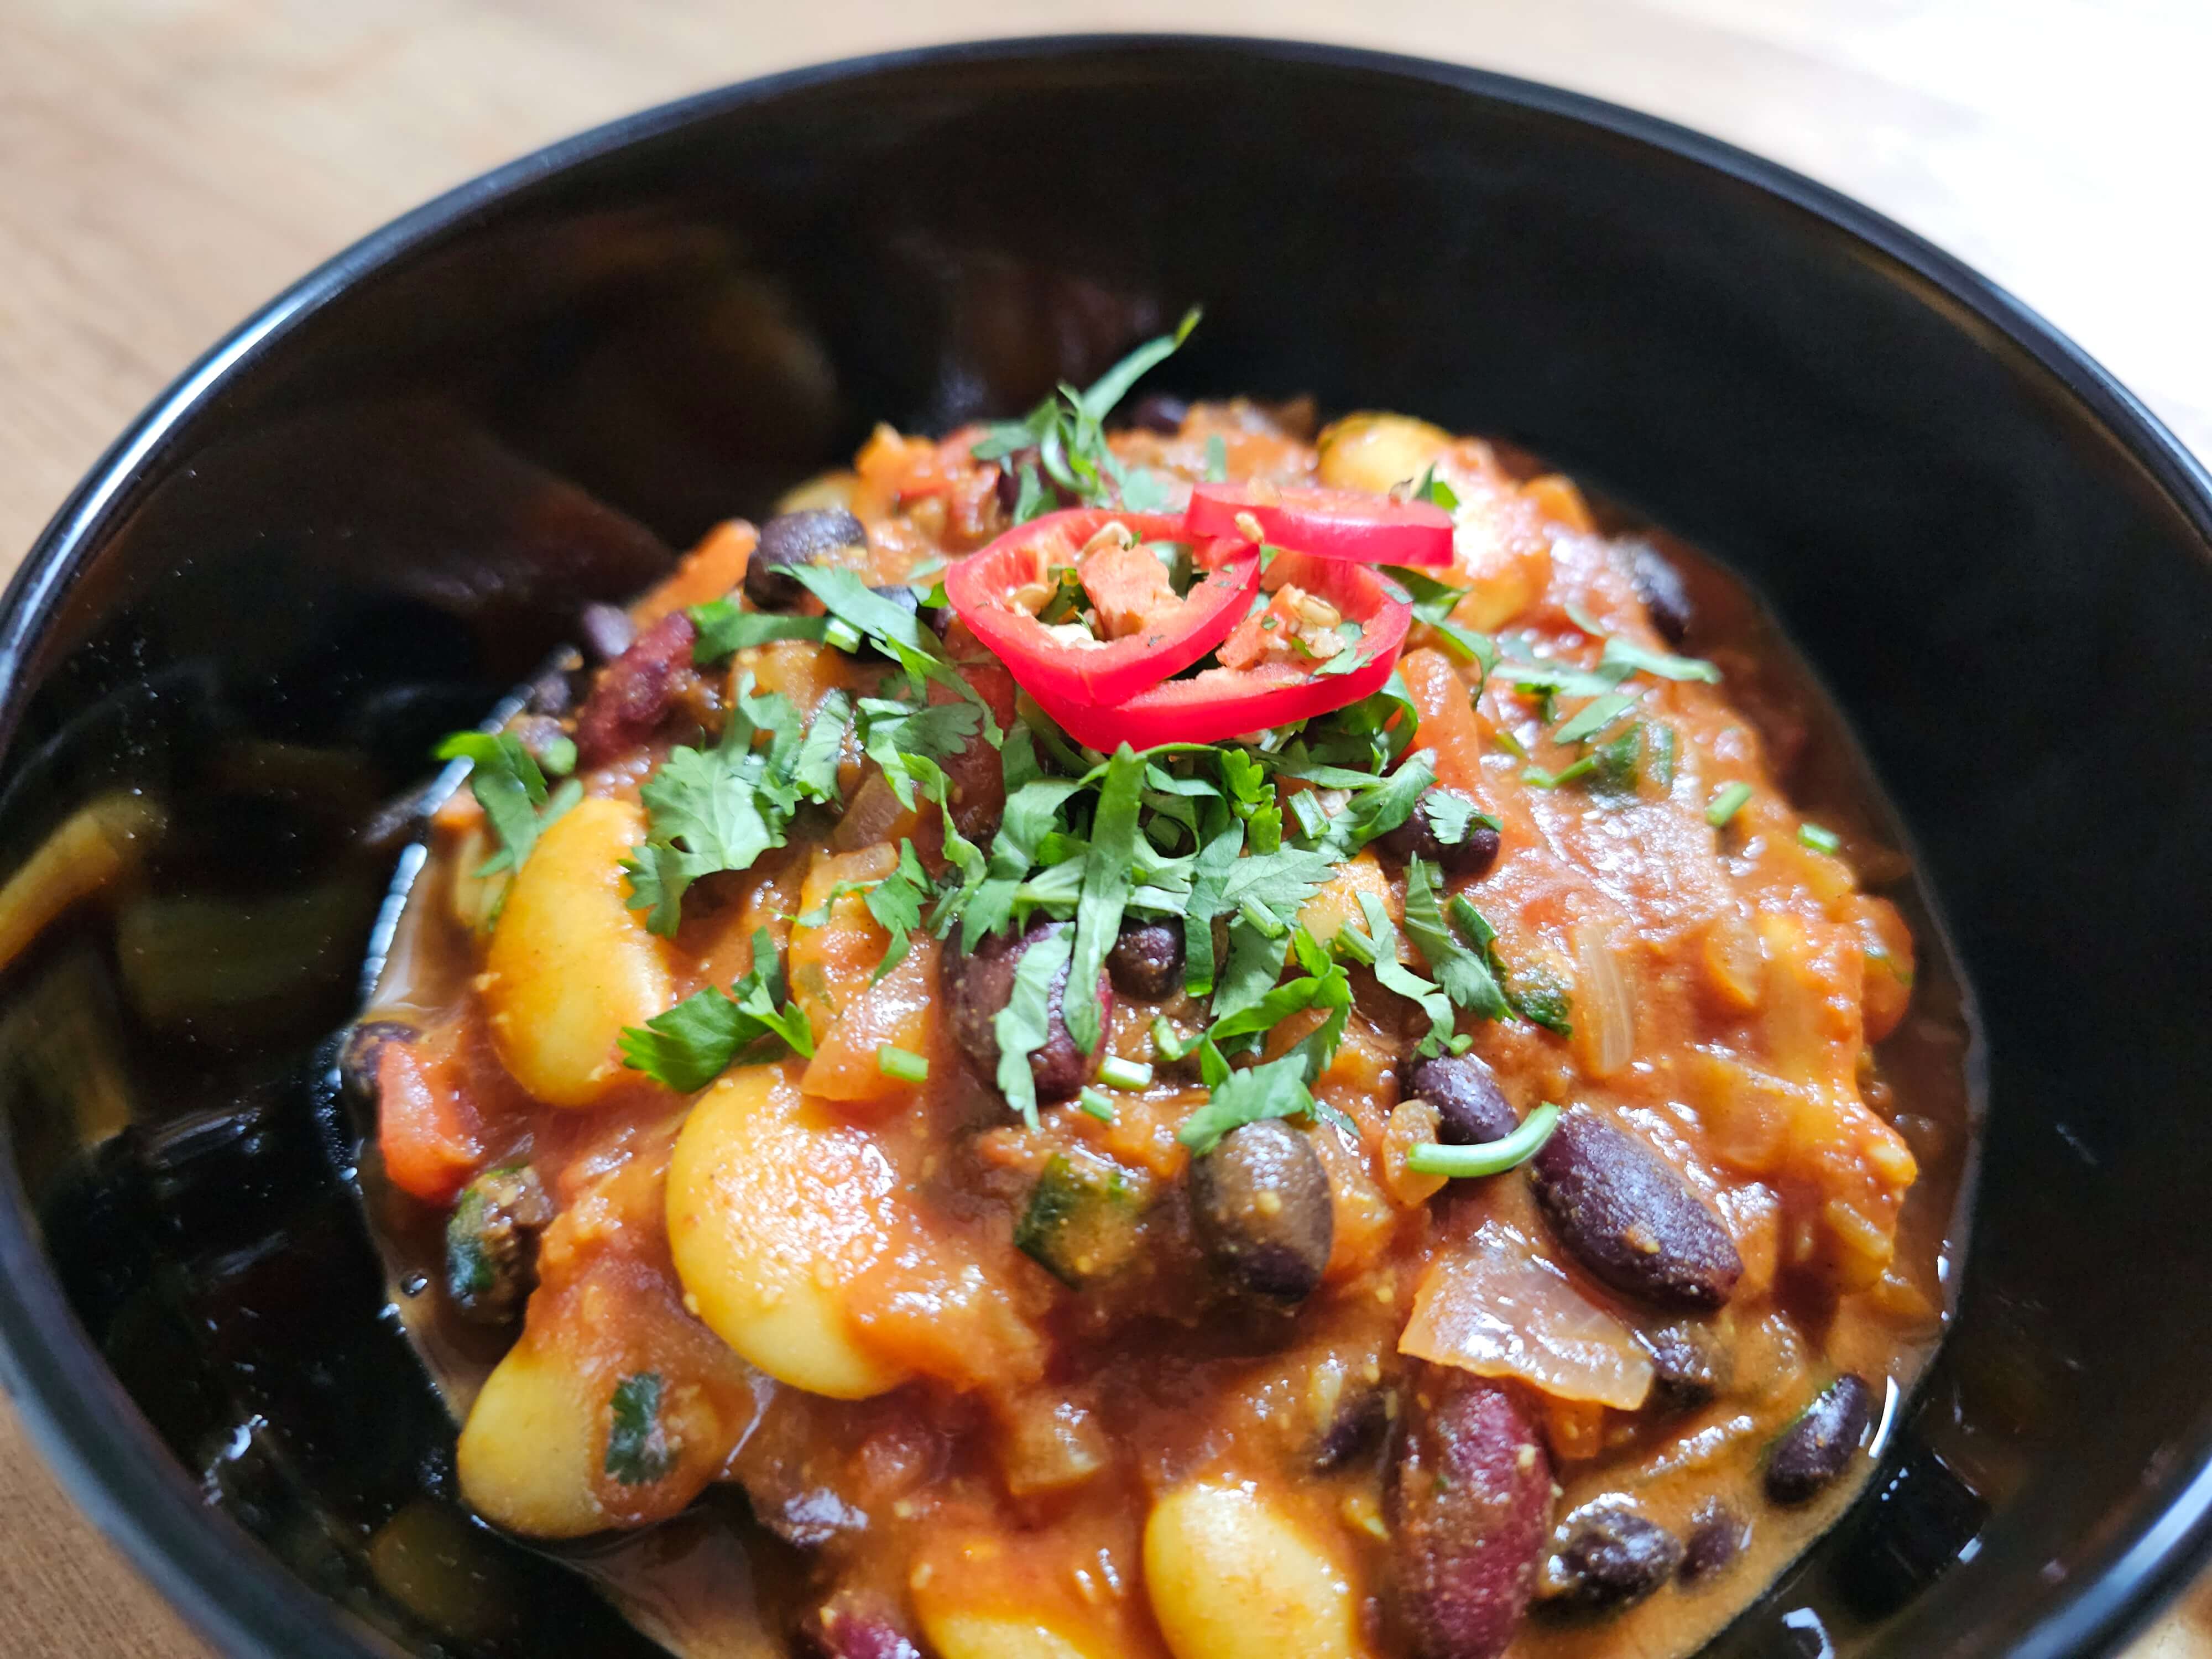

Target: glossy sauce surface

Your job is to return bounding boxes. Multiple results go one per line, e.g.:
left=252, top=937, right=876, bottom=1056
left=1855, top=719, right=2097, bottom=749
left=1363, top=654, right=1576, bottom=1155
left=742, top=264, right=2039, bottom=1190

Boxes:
left=360, top=401, right=1973, bottom=1659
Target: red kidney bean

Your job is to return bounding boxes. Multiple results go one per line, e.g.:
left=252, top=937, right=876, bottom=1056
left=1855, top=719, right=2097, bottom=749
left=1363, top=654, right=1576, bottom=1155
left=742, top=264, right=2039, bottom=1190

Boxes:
left=1528, top=1109, right=1743, bottom=1310
left=1624, top=539, right=1694, bottom=646
left=1766, top=1374, right=1876, bottom=1504
left=1408, top=1051, right=1518, bottom=1145
left=1540, top=1505, right=1684, bottom=1612
left=1389, top=1375, right=1553, bottom=1659
left=1679, top=1501, right=1748, bottom=1583
left=1105, top=918, right=1184, bottom=999
left=1377, top=787, right=1502, bottom=879
left=947, top=918, right=1109, bottom=1103
left=574, top=610, right=697, bottom=766
left=1189, top=1119, right=1333, bottom=1305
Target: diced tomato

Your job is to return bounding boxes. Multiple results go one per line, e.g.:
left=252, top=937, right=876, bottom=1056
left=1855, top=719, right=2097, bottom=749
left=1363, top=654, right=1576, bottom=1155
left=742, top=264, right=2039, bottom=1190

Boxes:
left=1028, top=554, right=1412, bottom=749
left=376, top=1041, right=483, bottom=1203
left=1185, top=482, right=1455, bottom=567
left=944, top=509, right=1258, bottom=706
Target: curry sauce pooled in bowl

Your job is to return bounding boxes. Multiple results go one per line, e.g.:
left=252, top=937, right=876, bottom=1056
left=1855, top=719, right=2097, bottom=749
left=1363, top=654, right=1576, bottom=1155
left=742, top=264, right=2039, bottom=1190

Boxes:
left=356, top=316, right=1973, bottom=1659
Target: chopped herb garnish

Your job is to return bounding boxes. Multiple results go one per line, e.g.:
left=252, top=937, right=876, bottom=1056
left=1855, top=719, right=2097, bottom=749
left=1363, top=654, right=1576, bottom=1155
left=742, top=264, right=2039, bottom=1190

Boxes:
left=605, top=1373, right=677, bottom=1485
left=863, top=840, right=933, bottom=981
left=972, top=309, right=1202, bottom=518
left=688, top=600, right=831, bottom=662
left=1337, top=892, right=1455, bottom=1054
left=1176, top=1051, right=1320, bottom=1156
left=1599, top=634, right=1720, bottom=684
left=1797, top=821, right=1843, bottom=855
left=1707, top=781, right=1754, bottom=828
left=1401, top=858, right=1512, bottom=1022
left=1406, top=1102, right=1562, bottom=1177
left=1522, top=755, right=1599, bottom=790
left=434, top=730, right=582, bottom=877
left=1645, top=722, right=1679, bottom=790
left=619, top=926, right=813, bottom=1091
left=1203, top=432, right=1229, bottom=483
left=1063, top=748, right=1146, bottom=1054
left=1552, top=689, right=1641, bottom=745
left=1098, top=1055, right=1153, bottom=1092
left=876, top=1044, right=929, bottom=1083
left=1078, top=1088, right=1118, bottom=1122
left=1414, top=462, right=1461, bottom=512
left=994, top=925, right=1074, bottom=1128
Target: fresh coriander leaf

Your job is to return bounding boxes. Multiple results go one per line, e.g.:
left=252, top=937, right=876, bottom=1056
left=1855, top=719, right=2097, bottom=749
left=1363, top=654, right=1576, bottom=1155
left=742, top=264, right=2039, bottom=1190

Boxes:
left=606, top=1373, right=676, bottom=1485
left=1315, top=619, right=1370, bottom=676
left=435, top=731, right=560, bottom=875
left=1415, top=463, right=1461, bottom=512
left=1114, top=462, right=1177, bottom=513
left=1565, top=601, right=1609, bottom=637
left=1343, top=891, right=1457, bottom=1054
left=1401, top=858, right=1512, bottom=1021
left=1645, top=722, right=1679, bottom=790
left=994, top=925, right=1074, bottom=1128
left=1203, top=432, right=1228, bottom=483
left=1208, top=915, right=1290, bottom=1030
left=689, top=600, right=831, bottom=663
left=1588, top=726, right=1644, bottom=799
left=1076, top=305, right=1202, bottom=423
left=1506, top=964, right=1574, bottom=1036
left=1420, top=790, right=1498, bottom=846
left=1506, top=661, right=1630, bottom=700
left=1319, top=753, right=1435, bottom=857
left=623, top=742, right=785, bottom=935
left=1552, top=689, right=1642, bottom=745
left=1181, top=820, right=1245, bottom=995
left=792, top=689, right=852, bottom=804
left=1176, top=1051, right=1317, bottom=1156
left=1012, top=459, right=1050, bottom=523
left=865, top=840, right=933, bottom=981
left=1599, top=634, right=1721, bottom=684
left=785, top=565, right=999, bottom=743
left=1063, top=747, right=1144, bottom=1053
left=618, top=928, right=813, bottom=1091
left=964, top=776, right=1083, bottom=948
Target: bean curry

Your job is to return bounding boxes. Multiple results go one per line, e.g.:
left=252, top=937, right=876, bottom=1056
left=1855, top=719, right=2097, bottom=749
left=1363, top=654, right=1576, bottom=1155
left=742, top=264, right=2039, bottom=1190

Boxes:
left=356, top=322, right=1974, bottom=1659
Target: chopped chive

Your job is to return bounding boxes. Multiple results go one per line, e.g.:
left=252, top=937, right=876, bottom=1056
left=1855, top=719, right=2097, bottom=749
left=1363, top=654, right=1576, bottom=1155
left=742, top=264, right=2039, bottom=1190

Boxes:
left=1705, top=781, right=1754, bottom=828
left=1491, top=726, right=1530, bottom=760
left=875, top=1044, right=929, bottom=1083
left=1238, top=896, right=1288, bottom=938
left=1797, top=821, right=1843, bottom=855
left=1406, top=1101, right=1562, bottom=1177
left=1077, top=1087, right=1117, bottom=1122
left=1447, top=1032, right=1475, bottom=1056
left=823, top=617, right=865, bottom=654
left=1152, top=1016, right=1196, bottom=1063
left=1522, top=755, right=1599, bottom=790
left=1098, top=1055, right=1153, bottom=1092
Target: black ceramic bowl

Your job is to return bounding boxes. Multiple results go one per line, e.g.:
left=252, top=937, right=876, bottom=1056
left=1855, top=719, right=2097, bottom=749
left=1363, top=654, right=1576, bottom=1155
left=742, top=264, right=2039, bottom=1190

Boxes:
left=3, top=34, right=2208, bottom=1659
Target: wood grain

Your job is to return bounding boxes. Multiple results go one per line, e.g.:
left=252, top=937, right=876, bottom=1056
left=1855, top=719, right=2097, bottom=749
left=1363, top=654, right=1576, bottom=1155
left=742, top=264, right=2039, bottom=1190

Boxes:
left=1, top=3, right=2205, bottom=1655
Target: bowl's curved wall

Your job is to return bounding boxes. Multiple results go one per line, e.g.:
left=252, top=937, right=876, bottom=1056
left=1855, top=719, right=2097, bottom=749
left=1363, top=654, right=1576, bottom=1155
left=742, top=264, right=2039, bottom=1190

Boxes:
left=0, top=36, right=2206, bottom=1659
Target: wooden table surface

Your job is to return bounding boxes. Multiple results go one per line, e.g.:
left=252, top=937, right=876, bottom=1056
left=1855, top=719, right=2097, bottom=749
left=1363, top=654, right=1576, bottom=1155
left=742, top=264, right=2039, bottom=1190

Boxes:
left=2, top=2, right=2207, bottom=1655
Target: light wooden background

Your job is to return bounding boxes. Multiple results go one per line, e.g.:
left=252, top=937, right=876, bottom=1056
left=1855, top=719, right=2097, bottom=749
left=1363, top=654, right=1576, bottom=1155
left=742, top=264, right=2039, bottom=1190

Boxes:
left=2, top=3, right=2207, bottom=1655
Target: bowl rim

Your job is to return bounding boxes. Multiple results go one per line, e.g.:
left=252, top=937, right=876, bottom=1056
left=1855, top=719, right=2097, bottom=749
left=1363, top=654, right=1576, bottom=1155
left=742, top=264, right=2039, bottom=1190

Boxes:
left=2, top=32, right=2208, bottom=1659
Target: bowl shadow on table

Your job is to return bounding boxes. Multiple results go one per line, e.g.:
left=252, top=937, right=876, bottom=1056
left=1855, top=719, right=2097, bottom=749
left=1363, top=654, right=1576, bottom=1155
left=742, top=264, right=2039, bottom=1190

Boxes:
left=0, top=41, right=2208, bottom=1659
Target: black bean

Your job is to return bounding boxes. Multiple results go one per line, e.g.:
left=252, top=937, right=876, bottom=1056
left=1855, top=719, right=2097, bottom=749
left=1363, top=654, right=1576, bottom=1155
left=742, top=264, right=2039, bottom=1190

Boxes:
left=1766, top=1374, right=1875, bottom=1505
left=1122, top=392, right=1190, bottom=435
left=1313, top=1386, right=1391, bottom=1472
left=1389, top=1376, right=1554, bottom=1659
left=445, top=1166, right=552, bottom=1326
left=947, top=918, right=1109, bottom=1103
left=1679, top=1502, right=1746, bottom=1583
left=1407, top=1052, right=1517, bottom=1145
left=1540, top=1505, right=1683, bottom=1612
left=1624, top=540, right=1694, bottom=647
left=578, top=601, right=638, bottom=664
left=1190, top=1119, right=1333, bottom=1304
left=1528, top=1109, right=1743, bottom=1310
left=1375, top=788, right=1501, bottom=879
left=1644, top=1318, right=1732, bottom=1412
left=746, top=508, right=868, bottom=610
left=339, top=1019, right=419, bottom=1100
left=1106, top=919, right=1184, bottom=1000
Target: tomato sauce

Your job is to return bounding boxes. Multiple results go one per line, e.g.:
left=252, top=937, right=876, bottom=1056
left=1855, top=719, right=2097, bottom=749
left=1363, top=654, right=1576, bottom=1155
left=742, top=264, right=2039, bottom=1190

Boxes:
left=355, top=396, right=1974, bottom=1659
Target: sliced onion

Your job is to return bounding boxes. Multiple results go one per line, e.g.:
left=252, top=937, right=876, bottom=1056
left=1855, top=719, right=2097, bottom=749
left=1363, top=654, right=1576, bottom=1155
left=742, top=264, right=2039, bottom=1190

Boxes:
left=1400, top=1221, right=1654, bottom=1409
left=1571, top=919, right=1636, bottom=1079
